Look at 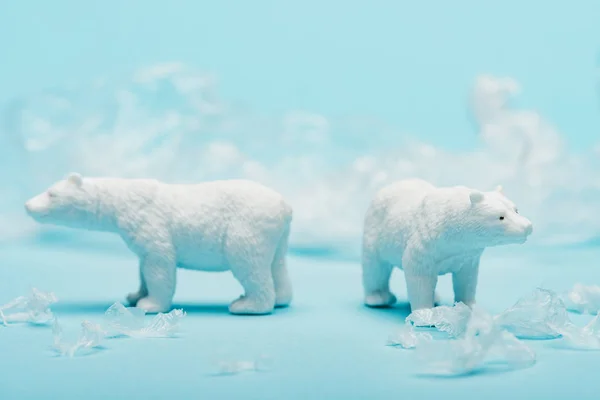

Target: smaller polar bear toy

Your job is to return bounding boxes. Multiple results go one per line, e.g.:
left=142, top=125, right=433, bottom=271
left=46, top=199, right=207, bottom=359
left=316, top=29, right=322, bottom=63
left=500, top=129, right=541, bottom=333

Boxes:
left=25, top=173, right=294, bottom=315
left=361, top=178, right=533, bottom=312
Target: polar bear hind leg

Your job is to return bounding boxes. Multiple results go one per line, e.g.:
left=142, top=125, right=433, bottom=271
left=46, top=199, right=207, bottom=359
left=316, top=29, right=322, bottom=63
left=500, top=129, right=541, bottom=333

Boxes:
left=225, top=224, right=278, bottom=315
left=362, top=251, right=397, bottom=308
left=271, top=222, right=293, bottom=308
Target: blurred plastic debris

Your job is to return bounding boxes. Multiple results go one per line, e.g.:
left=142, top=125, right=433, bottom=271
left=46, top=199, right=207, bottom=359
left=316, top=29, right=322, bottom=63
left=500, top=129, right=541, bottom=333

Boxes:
left=406, top=302, right=472, bottom=338
left=494, top=288, right=570, bottom=339
left=561, top=284, right=600, bottom=315
left=104, top=302, right=146, bottom=334
left=104, top=302, right=186, bottom=338
left=416, top=307, right=536, bottom=376
left=0, top=288, right=58, bottom=326
left=52, top=319, right=106, bottom=357
left=211, top=355, right=274, bottom=376
left=387, top=323, right=433, bottom=349
left=555, top=313, right=600, bottom=350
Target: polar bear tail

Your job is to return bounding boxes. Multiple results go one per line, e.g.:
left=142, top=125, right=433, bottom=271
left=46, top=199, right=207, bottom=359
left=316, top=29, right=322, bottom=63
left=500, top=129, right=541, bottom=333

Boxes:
left=271, top=202, right=293, bottom=307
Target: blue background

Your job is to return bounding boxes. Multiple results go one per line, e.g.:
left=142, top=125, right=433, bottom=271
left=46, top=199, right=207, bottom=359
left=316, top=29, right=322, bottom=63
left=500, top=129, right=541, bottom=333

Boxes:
left=1, top=1, right=600, bottom=399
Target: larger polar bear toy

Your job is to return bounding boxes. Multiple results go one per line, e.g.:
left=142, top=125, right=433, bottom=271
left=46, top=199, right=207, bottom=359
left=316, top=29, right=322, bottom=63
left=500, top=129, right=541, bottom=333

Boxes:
left=361, top=178, right=533, bottom=312
left=25, top=173, right=294, bottom=315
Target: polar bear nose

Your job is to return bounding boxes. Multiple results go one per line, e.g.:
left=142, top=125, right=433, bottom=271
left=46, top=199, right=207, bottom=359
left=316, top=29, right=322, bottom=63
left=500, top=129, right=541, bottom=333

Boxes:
left=25, top=199, right=45, bottom=215
left=524, top=222, right=533, bottom=236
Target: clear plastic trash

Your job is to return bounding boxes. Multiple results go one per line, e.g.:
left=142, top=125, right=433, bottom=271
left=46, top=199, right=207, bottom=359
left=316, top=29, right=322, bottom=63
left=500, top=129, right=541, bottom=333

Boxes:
left=406, top=302, right=472, bottom=338
left=561, top=284, right=600, bottom=315
left=104, top=302, right=146, bottom=335
left=387, top=323, right=433, bottom=349
left=211, top=355, right=274, bottom=376
left=52, top=319, right=106, bottom=357
left=416, top=307, right=536, bottom=375
left=0, top=288, right=58, bottom=326
left=555, top=313, right=600, bottom=350
left=104, top=302, right=186, bottom=338
left=494, top=288, right=570, bottom=339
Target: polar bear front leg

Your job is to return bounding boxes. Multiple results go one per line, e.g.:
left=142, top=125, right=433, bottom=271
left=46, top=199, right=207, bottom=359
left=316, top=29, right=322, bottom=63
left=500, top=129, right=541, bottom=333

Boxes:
left=362, top=251, right=396, bottom=308
left=402, top=248, right=437, bottom=311
left=126, top=267, right=148, bottom=306
left=136, top=253, right=177, bottom=314
left=404, top=272, right=438, bottom=311
left=452, top=257, right=480, bottom=307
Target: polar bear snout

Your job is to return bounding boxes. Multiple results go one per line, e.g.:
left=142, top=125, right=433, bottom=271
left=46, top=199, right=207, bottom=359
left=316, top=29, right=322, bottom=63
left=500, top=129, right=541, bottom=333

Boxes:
left=506, top=214, right=533, bottom=241
left=523, top=221, right=533, bottom=236
left=517, top=216, right=533, bottom=236
left=24, top=195, right=50, bottom=218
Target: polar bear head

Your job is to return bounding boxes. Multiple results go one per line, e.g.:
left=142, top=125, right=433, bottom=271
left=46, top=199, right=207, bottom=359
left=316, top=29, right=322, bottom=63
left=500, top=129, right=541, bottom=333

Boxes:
left=459, top=185, right=533, bottom=248
left=24, top=172, right=100, bottom=230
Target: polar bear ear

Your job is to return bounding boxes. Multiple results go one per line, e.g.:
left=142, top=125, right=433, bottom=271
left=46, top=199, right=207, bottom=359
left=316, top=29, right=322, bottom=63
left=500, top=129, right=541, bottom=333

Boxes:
left=67, top=172, right=83, bottom=187
left=495, top=185, right=503, bottom=193
left=469, top=190, right=485, bottom=204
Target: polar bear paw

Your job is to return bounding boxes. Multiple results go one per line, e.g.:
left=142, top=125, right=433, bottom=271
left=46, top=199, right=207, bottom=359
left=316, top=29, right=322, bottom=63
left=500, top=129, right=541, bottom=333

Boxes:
left=364, top=291, right=397, bottom=308
left=229, top=295, right=274, bottom=315
left=136, top=297, right=171, bottom=314
left=126, top=290, right=146, bottom=307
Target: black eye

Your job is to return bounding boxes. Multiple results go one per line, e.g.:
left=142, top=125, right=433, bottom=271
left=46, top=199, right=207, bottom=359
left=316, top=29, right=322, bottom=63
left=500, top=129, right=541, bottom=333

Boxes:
left=515, top=209, right=519, bottom=214
left=499, top=216, right=505, bottom=220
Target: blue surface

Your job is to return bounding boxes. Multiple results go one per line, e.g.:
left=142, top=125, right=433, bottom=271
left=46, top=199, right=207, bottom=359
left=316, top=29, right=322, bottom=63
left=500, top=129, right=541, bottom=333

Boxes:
left=0, top=242, right=599, bottom=400
left=2, top=1, right=600, bottom=399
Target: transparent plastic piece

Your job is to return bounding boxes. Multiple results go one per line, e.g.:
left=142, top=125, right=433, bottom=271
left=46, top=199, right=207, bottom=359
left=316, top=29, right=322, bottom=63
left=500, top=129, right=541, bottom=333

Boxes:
left=0, top=288, right=58, bottom=325
left=52, top=319, right=106, bottom=357
left=561, top=284, right=600, bottom=315
left=104, top=302, right=146, bottom=335
left=104, top=302, right=185, bottom=338
left=416, top=307, right=536, bottom=375
left=555, top=313, right=600, bottom=350
left=494, top=288, right=570, bottom=339
left=489, top=331, right=537, bottom=367
left=211, top=355, right=274, bottom=376
left=387, top=323, right=433, bottom=349
left=406, top=302, right=472, bottom=338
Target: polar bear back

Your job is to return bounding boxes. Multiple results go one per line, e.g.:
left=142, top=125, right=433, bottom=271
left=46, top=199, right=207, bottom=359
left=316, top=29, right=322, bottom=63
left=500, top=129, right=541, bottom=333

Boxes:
left=157, top=179, right=291, bottom=270
left=94, top=178, right=291, bottom=271
left=159, top=179, right=289, bottom=221
left=363, top=179, right=436, bottom=262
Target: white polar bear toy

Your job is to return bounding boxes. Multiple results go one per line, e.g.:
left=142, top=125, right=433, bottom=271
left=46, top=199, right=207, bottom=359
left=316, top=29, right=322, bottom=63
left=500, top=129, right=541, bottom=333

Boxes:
left=361, top=178, right=533, bottom=312
left=25, top=173, right=294, bottom=315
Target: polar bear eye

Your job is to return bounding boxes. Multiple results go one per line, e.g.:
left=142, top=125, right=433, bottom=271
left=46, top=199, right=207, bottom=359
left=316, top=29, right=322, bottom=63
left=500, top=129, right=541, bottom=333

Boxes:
left=499, top=216, right=505, bottom=221
left=48, top=191, right=57, bottom=198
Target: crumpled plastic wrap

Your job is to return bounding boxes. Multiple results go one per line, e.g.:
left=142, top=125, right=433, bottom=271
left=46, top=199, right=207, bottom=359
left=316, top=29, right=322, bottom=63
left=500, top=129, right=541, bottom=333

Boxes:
left=104, top=302, right=186, bottom=338
left=0, top=288, right=58, bottom=325
left=212, top=356, right=274, bottom=376
left=494, top=288, right=570, bottom=339
left=415, top=307, right=536, bottom=375
left=555, top=313, right=600, bottom=350
left=387, top=323, right=433, bottom=349
left=561, top=284, right=600, bottom=315
left=406, top=302, right=472, bottom=338
left=52, top=319, right=106, bottom=357
left=492, top=288, right=600, bottom=350
left=50, top=303, right=186, bottom=357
